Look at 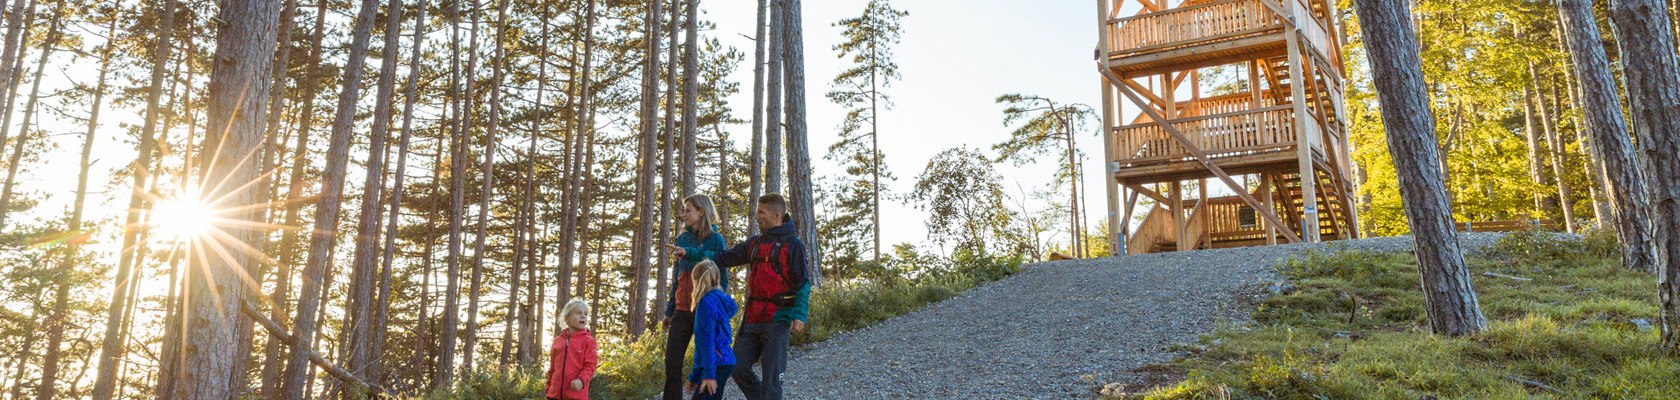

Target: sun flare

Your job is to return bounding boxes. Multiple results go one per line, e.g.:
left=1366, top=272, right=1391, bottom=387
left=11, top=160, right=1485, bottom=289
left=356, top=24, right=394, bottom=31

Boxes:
left=150, top=192, right=216, bottom=244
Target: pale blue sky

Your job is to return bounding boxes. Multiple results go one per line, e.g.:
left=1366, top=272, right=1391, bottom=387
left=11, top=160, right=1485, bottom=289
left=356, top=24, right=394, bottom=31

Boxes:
left=705, top=0, right=1115, bottom=251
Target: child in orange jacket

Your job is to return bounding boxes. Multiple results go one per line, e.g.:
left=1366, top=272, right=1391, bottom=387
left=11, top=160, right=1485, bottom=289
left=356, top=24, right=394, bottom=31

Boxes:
left=546, top=299, right=598, bottom=400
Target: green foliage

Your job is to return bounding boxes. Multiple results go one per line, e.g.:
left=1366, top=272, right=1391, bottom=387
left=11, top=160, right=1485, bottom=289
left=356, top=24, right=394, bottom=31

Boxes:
left=802, top=248, right=1020, bottom=345
left=590, top=331, right=671, bottom=400
left=1342, top=0, right=1603, bottom=235
left=418, top=367, right=547, bottom=400
left=909, top=147, right=1015, bottom=255
left=1488, top=229, right=1616, bottom=266
left=1115, top=243, right=1671, bottom=399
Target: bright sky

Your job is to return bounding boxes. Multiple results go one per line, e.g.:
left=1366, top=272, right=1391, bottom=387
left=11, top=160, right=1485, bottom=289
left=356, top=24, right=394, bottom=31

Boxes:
left=14, top=0, right=1128, bottom=263
left=703, top=0, right=1113, bottom=252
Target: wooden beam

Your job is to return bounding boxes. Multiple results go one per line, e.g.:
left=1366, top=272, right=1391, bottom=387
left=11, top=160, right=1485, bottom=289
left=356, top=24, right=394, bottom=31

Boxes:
left=1122, top=78, right=1170, bottom=110
left=1125, top=182, right=1172, bottom=205
left=1286, top=32, right=1322, bottom=242
left=1135, top=0, right=1160, bottom=13
left=1105, top=67, right=1304, bottom=243
left=1171, top=181, right=1187, bottom=250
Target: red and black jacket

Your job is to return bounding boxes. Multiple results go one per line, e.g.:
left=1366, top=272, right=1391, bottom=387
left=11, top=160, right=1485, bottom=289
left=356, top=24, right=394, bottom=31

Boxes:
left=712, top=215, right=809, bottom=324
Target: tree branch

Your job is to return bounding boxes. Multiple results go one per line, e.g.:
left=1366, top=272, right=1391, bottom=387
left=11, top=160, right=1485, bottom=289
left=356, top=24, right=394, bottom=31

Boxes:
left=239, top=300, right=393, bottom=398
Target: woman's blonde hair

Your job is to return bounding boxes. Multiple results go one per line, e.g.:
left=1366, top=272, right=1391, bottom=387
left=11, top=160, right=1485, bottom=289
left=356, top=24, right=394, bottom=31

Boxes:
left=559, top=299, right=590, bottom=331
left=690, top=260, right=721, bottom=308
left=684, top=194, right=720, bottom=239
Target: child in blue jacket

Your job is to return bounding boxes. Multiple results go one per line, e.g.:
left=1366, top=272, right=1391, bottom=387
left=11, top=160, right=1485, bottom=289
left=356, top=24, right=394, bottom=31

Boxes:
left=686, top=260, right=736, bottom=400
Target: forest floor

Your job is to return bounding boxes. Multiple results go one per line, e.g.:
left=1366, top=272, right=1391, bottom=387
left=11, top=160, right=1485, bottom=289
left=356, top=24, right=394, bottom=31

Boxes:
left=723, top=233, right=1514, bottom=399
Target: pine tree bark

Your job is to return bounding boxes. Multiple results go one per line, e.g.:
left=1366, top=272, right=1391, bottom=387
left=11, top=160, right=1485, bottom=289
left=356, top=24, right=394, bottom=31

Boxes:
left=374, top=0, right=426, bottom=381
left=749, top=0, right=767, bottom=235
left=765, top=0, right=785, bottom=195
left=1607, top=0, right=1680, bottom=353
left=681, top=0, right=699, bottom=197
left=436, top=0, right=470, bottom=385
left=1559, top=0, right=1656, bottom=273
left=1352, top=0, right=1486, bottom=336
left=514, top=0, right=546, bottom=367
left=280, top=0, right=381, bottom=395
left=459, top=0, right=489, bottom=374
left=1521, top=78, right=1551, bottom=217
left=265, top=2, right=328, bottom=395
left=464, top=0, right=504, bottom=373
left=781, top=0, right=820, bottom=283
left=1530, top=64, right=1577, bottom=233
left=93, top=1, right=175, bottom=397
left=557, top=0, right=596, bottom=322
left=655, top=0, right=679, bottom=327
left=178, top=0, right=282, bottom=397
left=344, top=0, right=406, bottom=383
left=629, top=0, right=663, bottom=339
left=234, top=0, right=298, bottom=391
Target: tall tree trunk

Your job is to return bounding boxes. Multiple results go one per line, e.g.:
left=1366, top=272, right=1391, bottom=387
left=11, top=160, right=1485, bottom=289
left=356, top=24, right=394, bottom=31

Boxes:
left=1607, top=0, right=1680, bottom=353
left=1530, top=63, right=1577, bottom=232
left=436, top=0, right=469, bottom=386
left=628, top=0, right=663, bottom=339
left=460, top=0, right=489, bottom=374
left=655, top=0, right=678, bottom=329
left=749, top=0, right=767, bottom=235
left=152, top=55, right=190, bottom=400
left=1559, top=0, right=1656, bottom=273
left=1064, top=110, right=1081, bottom=257
left=765, top=0, right=784, bottom=195
left=576, top=112, right=599, bottom=326
left=39, top=14, right=115, bottom=398
left=345, top=0, right=406, bottom=383
left=514, top=0, right=546, bottom=367
left=869, top=37, right=882, bottom=262
left=178, top=0, right=282, bottom=397
left=480, top=0, right=510, bottom=369
left=0, top=0, right=29, bottom=185
left=94, top=1, right=176, bottom=397
left=281, top=0, right=381, bottom=395
left=557, top=0, right=596, bottom=325
left=0, top=6, right=57, bottom=228
left=235, top=0, right=299, bottom=392
left=265, top=1, right=329, bottom=395
left=1521, top=76, right=1550, bottom=217
left=464, top=0, right=503, bottom=374
left=375, top=0, right=426, bottom=383
left=781, top=0, right=820, bottom=283
left=681, top=0, right=699, bottom=197
left=1352, top=0, right=1486, bottom=336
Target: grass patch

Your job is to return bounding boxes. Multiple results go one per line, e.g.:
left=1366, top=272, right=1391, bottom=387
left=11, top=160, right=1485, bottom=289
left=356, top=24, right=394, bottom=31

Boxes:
left=1110, top=232, right=1672, bottom=399
left=800, top=253, right=1021, bottom=344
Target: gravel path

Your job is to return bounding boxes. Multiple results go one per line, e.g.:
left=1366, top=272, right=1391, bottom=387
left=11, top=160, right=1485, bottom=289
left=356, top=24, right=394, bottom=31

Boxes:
left=722, top=233, right=1511, bottom=399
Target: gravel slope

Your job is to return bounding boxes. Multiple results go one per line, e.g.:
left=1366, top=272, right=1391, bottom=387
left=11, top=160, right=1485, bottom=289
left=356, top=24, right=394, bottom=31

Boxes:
left=721, top=233, right=1510, bottom=399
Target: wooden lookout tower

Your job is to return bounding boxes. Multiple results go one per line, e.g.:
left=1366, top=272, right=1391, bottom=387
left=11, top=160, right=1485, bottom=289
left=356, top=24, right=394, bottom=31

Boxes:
left=1094, top=0, right=1357, bottom=254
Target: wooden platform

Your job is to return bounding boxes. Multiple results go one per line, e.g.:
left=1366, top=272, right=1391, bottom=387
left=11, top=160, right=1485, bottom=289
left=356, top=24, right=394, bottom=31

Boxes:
left=1099, top=0, right=1354, bottom=253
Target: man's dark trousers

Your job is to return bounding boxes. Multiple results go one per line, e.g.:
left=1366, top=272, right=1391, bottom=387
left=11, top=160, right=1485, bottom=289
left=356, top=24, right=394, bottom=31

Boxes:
left=730, top=321, right=790, bottom=400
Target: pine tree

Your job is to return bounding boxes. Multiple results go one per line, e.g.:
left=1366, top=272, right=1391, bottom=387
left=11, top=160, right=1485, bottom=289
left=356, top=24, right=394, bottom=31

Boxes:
left=1353, top=0, right=1487, bottom=336
left=826, top=0, right=906, bottom=266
